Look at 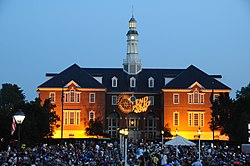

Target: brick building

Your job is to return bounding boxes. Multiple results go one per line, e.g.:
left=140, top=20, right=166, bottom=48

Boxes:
left=37, top=16, right=230, bottom=140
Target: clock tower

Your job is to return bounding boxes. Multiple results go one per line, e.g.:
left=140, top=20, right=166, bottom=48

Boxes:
left=123, top=16, right=142, bottom=75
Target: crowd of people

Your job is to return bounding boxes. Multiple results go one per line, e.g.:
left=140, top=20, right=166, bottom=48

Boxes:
left=0, top=138, right=249, bottom=166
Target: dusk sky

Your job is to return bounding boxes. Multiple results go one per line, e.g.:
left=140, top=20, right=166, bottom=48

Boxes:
left=0, top=0, right=250, bottom=101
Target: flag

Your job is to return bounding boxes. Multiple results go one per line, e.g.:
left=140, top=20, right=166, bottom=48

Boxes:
left=210, top=89, right=214, bottom=104
left=11, top=118, right=16, bottom=135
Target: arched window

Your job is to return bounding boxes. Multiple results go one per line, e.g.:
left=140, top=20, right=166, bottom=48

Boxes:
left=148, top=77, right=154, bottom=88
left=112, top=76, right=118, bottom=87
left=187, top=89, right=205, bottom=104
left=89, top=110, right=95, bottom=121
left=130, top=77, right=136, bottom=87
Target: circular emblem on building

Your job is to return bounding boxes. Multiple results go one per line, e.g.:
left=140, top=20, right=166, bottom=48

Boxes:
left=117, top=94, right=133, bottom=114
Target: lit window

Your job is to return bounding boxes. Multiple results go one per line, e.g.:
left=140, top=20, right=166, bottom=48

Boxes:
left=149, top=96, right=154, bottom=106
left=112, top=95, right=117, bottom=105
left=130, top=77, right=136, bottom=87
left=173, top=94, right=179, bottom=104
left=63, top=110, right=80, bottom=125
left=70, top=90, right=75, bottom=102
left=194, top=91, right=199, bottom=103
left=112, top=77, right=118, bottom=87
left=188, top=94, right=192, bottom=104
left=64, top=92, right=69, bottom=103
left=89, top=110, right=95, bottom=121
left=193, top=113, right=199, bottom=126
left=76, top=93, right=80, bottom=102
left=200, top=94, right=204, bottom=104
left=187, top=112, right=204, bottom=127
left=173, top=112, right=179, bottom=126
left=49, top=92, right=55, bottom=102
left=148, top=77, right=154, bottom=88
left=89, top=93, right=95, bottom=103
left=188, top=90, right=205, bottom=104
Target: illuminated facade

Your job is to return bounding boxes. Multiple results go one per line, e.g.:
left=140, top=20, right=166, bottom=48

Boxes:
left=37, top=16, right=230, bottom=140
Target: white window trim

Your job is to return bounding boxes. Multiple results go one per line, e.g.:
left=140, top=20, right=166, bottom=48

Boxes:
left=187, top=112, right=205, bottom=127
left=112, top=95, right=117, bottom=105
left=49, top=92, right=55, bottom=102
left=112, top=76, right=118, bottom=87
left=89, top=110, right=95, bottom=121
left=148, top=77, right=154, bottom=88
left=70, top=90, right=75, bottom=102
left=63, top=110, right=80, bottom=125
left=173, top=111, right=179, bottom=126
left=76, top=92, right=81, bottom=103
left=187, top=90, right=205, bottom=104
left=89, top=93, right=95, bottom=103
left=130, top=77, right=136, bottom=87
left=173, top=94, right=179, bottom=104
left=149, top=96, right=154, bottom=106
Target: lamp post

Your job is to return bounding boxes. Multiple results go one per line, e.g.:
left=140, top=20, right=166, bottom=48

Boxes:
left=124, top=128, right=129, bottom=166
left=161, top=130, right=164, bottom=149
left=119, top=129, right=125, bottom=157
left=197, top=127, right=202, bottom=161
left=13, top=109, right=25, bottom=166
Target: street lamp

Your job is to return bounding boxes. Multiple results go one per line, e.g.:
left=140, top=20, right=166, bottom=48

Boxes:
left=13, top=109, right=25, bottom=166
left=124, top=128, right=129, bottom=166
left=119, top=129, right=125, bottom=157
left=197, top=127, right=202, bottom=161
left=161, top=130, right=164, bottom=149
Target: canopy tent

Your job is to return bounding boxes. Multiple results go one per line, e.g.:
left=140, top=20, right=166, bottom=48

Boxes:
left=165, top=136, right=196, bottom=146
left=165, top=136, right=196, bottom=157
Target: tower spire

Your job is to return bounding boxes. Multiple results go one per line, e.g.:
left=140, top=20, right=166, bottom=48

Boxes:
left=123, top=13, right=142, bottom=75
left=132, top=5, right=134, bottom=18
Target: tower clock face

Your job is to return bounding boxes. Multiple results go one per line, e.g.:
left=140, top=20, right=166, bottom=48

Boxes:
left=131, top=36, right=134, bottom=39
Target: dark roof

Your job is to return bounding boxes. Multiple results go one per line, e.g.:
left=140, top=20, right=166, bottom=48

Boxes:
left=38, top=64, right=105, bottom=89
left=38, top=64, right=230, bottom=92
left=84, top=68, right=184, bottom=93
left=127, top=30, right=138, bottom=35
left=129, top=17, right=136, bottom=22
left=164, top=65, right=231, bottom=90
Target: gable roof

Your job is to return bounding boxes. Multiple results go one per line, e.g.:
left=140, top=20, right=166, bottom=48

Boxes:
left=39, top=64, right=230, bottom=92
left=38, top=64, right=105, bottom=89
left=164, top=65, right=231, bottom=90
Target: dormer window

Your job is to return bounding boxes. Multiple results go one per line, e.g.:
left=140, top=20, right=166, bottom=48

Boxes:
left=112, top=76, right=118, bottom=87
left=148, top=77, right=154, bottom=88
left=130, top=77, right=136, bottom=87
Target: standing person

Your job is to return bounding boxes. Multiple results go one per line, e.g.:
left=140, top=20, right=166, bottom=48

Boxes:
left=161, top=153, right=167, bottom=166
left=192, top=160, right=203, bottom=166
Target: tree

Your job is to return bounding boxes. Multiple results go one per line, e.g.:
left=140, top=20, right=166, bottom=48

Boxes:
left=209, top=83, right=250, bottom=143
left=0, top=83, right=60, bottom=146
left=233, top=83, right=250, bottom=143
left=85, top=118, right=107, bottom=137
left=163, top=123, right=173, bottom=137
left=0, top=83, right=25, bottom=142
left=209, top=92, right=234, bottom=140
left=21, top=98, right=60, bottom=144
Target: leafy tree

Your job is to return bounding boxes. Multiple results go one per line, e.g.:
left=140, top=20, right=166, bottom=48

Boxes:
left=209, top=93, right=234, bottom=140
left=85, top=118, right=107, bottom=137
left=163, top=123, right=173, bottom=137
left=210, top=83, right=250, bottom=143
left=0, top=83, right=60, bottom=146
left=0, top=83, right=25, bottom=142
left=21, top=98, right=60, bottom=144
left=233, top=83, right=250, bottom=143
